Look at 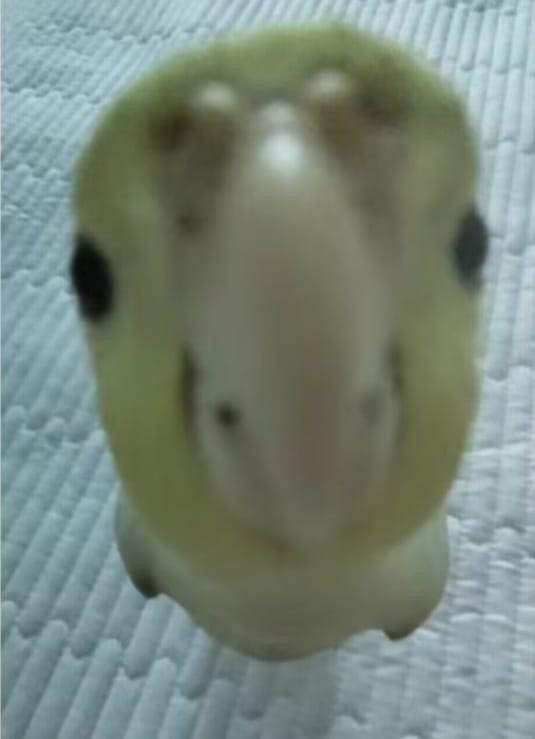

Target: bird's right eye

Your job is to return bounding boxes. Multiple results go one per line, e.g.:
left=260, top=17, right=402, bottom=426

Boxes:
left=70, top=234, right=114, bottom=320
left=453, top=209, right=488, bottom=289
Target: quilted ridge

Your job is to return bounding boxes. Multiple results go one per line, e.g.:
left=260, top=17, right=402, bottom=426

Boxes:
left=2, top=1, right=534, bottom=738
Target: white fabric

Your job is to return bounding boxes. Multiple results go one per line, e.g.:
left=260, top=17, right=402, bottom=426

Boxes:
left=2, top=1, right=534, bottom=737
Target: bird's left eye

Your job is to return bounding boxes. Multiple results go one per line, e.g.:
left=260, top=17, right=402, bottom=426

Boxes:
left=70, top=234, right=114, bottom=320
left=453, top=209, right=488, bottom=288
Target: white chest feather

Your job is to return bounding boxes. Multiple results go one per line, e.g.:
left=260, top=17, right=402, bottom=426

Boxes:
left=116, top=491, right=449, bottom=660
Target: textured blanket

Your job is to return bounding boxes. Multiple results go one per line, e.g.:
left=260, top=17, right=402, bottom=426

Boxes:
left=2, top=1, right=534, bottom=737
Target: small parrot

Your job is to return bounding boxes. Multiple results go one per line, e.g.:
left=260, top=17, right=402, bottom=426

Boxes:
left=71, top=24, right=488, bottom=660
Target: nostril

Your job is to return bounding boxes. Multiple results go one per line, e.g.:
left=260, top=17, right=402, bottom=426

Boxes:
left=360, top=389, right=383, bottom=426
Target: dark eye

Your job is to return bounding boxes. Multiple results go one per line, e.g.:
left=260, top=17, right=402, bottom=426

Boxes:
left=453, top=209, right=488, bottom=288
left=70, top=234, right=113, bottom=320
left=214, top=404, right=240, bottom=429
